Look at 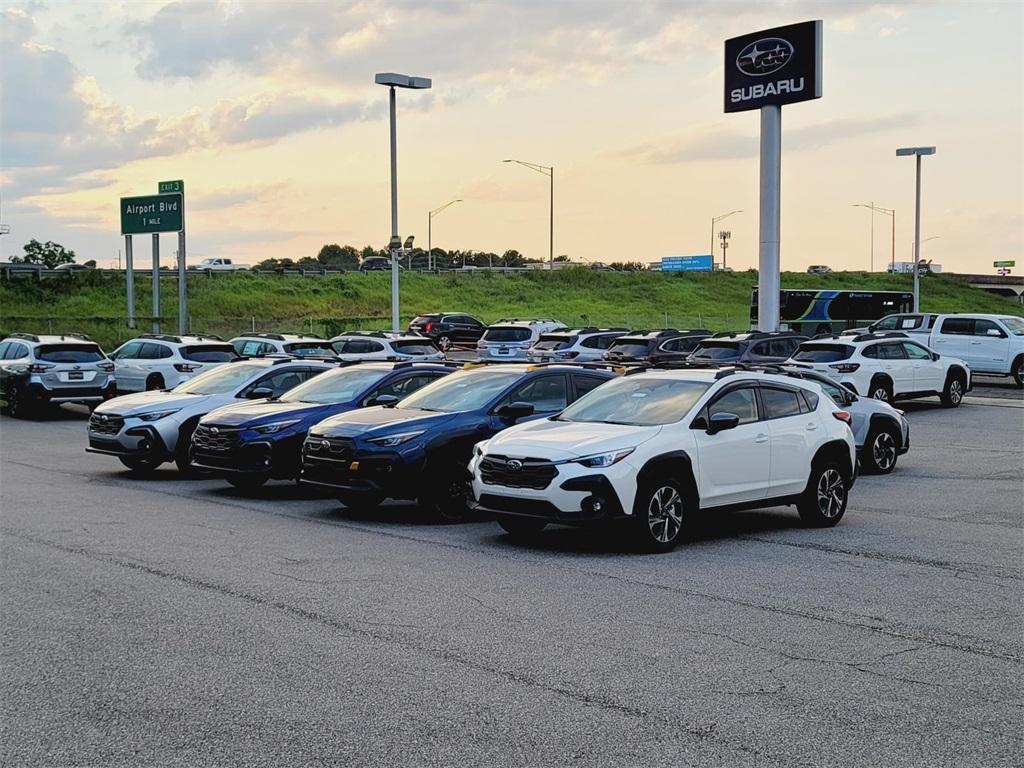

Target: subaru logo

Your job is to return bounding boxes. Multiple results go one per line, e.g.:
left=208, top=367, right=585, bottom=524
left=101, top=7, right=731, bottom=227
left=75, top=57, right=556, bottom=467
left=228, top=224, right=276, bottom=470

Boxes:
left=210, top=427, right=219, bottom=435
left=99, top=414, right=108, bottom=422
left=506, top=459, right=523, bottom=472
left=73, top=365, right=81, bottom=370
left=736, top=37, right=794, bottom=76
left=320, top=440, right=330, bottom=449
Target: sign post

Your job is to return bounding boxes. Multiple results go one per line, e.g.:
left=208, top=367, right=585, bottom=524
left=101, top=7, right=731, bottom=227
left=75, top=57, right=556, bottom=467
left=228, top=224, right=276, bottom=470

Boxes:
left=120, top=191, right=184, bottom=333
left=725, top=20, right=822, bottom=330
left=125, top=235, right=135, bottom=329
left=151, top=233, right=160, bottom=333
left=158, top=181, right=187, bottom=335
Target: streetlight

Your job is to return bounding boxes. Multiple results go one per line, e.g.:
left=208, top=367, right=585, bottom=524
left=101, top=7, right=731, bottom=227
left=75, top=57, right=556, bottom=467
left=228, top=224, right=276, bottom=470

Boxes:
left=711, top=210, right=742, bottom=262
left=375, top=72, right=432, bottom=331
left=428, top=199, right=462, bottom=271
left=896, top=146, right=936, bottom=311
left=910, top=236, right=941, bottom=261
left=503, top=159, right=553, bottom=269
left=852, top=203, right=895, bottom=272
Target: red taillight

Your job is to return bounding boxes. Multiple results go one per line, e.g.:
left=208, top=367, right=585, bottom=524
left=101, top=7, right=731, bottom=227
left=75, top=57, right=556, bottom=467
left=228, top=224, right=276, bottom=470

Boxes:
left=174, top=363, right=200, bottom=373
left=833, top=410, right=852, bottom=425
left=27, top=364, right=53, bottom=374
left=829, top=363, right=860, bottom=373
left=556, top=350, right=580, bottom=359
left=424, top=322, right=433, bottom=332
left=99, top=361, right=115, bottom=372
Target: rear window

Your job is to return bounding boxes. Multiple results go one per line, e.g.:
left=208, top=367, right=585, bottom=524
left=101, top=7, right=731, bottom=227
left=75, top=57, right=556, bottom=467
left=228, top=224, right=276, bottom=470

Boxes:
left=282, top=341, right=335, bottom=356
left=483, top=327, right=531, bottom=342
left=391, top=340, right=439, bottom=355
left=532, top=334, right=575, bottom=351
left=412, top=315, right=441, bottom=324
left=793, top=344, right=853, bottom=363
left=36, top=344, right=105, bottom=363
left=607, top=339, right=653, bottom=356
left=690, top=342, right=740, bottom=360
left=182, top=344, right=240, bottom=363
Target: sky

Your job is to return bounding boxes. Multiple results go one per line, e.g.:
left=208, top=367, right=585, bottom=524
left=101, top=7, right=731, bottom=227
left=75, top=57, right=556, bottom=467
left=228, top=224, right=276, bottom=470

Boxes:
left=1, top=0, right=1021, bottom=273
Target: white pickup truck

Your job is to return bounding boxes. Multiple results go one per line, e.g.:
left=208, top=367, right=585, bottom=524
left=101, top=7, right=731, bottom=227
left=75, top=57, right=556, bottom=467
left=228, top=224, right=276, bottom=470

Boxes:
left=189, top=258, right=250, bottom=272
left=870, top=313, right=1024, bottom=385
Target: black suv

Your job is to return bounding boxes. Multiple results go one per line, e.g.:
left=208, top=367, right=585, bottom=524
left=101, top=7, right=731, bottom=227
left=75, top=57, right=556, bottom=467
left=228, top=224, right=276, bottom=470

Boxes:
left=688, top=331, right=807, bottom=364
left=407, top=313, right=487, bottom=351
left=602, top=329, right=710, bottom=363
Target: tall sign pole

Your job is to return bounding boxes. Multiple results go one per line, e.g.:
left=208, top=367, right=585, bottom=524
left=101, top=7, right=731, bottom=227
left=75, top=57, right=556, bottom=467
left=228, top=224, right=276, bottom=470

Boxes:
left=125, top=235, right=135, bottom=328
left=896, top=148, right=936, bottom=313
left=725, top=20, right=822, bottom=331
left=158, top=180, right=187, bottom=334
left=389, top=85, right=400, bottom=332
left=120, top=190, right=184, bottom=332
left=151, top=233, right=160, bottom=332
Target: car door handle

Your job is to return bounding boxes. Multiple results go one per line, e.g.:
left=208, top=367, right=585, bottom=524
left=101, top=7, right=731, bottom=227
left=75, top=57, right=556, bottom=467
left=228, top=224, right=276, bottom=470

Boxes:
left=970, top=341, right=981, bottom=345
left=806, top=422, right=818, bottom=431
left=755, top=433, right=769, bottom=443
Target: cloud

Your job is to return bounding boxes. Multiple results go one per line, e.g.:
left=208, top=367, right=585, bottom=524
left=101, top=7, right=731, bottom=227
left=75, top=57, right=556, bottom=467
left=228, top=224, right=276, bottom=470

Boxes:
left=188, top=182, right=292, bottom=211
left=614, top=113, right=922, bottom=164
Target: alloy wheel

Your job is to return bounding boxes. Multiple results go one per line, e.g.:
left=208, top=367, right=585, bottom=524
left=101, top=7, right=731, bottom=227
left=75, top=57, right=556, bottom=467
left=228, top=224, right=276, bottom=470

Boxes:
left=871, top=387, right=889, bottom=402
left=816, top=469, right=845, bottom=518
left=948, top=379, right=963, bottom=404
left=647, top=486, right=683, bottom=543
left=872, top=432, right=896, bottom=471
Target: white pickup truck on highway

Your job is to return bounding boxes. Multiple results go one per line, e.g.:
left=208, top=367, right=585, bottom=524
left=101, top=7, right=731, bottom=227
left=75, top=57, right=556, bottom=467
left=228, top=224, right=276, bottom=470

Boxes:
left=189, top=258, right=250, bottom=272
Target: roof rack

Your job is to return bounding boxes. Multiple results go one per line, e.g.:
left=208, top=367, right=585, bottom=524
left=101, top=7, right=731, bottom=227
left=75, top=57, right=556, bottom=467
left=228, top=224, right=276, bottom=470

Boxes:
left=524, top=361, right=627, bottom=373
left=851, top=331, right=908, bottom=342
left=61, top=332, right=93, bottom=341
left=392, top=360, right=465, bottom=370
left=336, top=331, right=390, bottom=339
left=138, top=333, right=183, bottom=343
left=8, top=332, right=40, bottom=342
left=491, top=318, right=561, bottom=325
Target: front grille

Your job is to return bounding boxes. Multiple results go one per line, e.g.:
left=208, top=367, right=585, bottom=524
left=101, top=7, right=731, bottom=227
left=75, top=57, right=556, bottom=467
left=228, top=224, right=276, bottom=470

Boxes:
left=192, top=424, right=241, bottom=452
left=89, top=413, right=124, bottom=435
left=477, top=494, right=561, bottom=518
left=303, top=435, right=354, bottom=462
left=480, top=455, right=557, bottom=490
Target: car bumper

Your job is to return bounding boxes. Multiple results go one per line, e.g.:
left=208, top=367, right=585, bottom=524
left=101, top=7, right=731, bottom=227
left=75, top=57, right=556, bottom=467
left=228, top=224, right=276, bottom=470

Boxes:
left=87, top=424, right=172, bottom=460
left=192, top=437, right=302, bottom=478
left=25, top=379, right=116, bottom=404
left=299, top=447, right=424, bottom=499
left=478, top=347, right=530, bottom=360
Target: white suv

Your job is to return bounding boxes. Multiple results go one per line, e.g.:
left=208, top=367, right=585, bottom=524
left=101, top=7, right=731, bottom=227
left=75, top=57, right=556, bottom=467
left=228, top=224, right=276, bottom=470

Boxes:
left=526, top=327, right=629, bottom=363
left=470, top=368, right=857, bottom=552
left=789, top=332, right=970, bottom=407
left=329, top=332, right=443, bottom=362
left=109, top=334, right=240, bottom=393
left=230, top=333, right=336, bottom=358
left=477, top=319, right=565, bottom=361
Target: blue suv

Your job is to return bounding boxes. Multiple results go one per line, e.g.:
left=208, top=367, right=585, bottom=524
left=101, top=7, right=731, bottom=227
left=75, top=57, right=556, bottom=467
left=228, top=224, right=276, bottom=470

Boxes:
left=191, top=362, right=455, bottom=489
left=299, top=364, right=616, bottom=517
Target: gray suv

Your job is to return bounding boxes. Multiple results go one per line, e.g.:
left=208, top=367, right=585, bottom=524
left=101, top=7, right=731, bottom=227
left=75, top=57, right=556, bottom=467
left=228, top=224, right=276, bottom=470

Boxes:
left=688, top=331, right=806, bottom=365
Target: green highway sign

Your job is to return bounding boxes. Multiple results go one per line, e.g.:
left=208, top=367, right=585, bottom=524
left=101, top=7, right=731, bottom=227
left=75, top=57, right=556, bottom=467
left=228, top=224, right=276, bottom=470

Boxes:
left=993, top=260, right=1015, bottom=268
left=120, top=193, right=183, bottom=234
left=158, top=179, right=184, bottom=194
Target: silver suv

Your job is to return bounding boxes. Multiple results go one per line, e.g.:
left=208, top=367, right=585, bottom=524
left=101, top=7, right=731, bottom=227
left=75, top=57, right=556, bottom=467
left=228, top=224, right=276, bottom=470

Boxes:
left=476, top=318, right=565, bottom=361
left=230, top=333, right=336, bottom=358
left=0, top=333, right=115, bottom=417
left=526, top=327, right=629, bottom=363
left=87, top=357, right=332, bottom=473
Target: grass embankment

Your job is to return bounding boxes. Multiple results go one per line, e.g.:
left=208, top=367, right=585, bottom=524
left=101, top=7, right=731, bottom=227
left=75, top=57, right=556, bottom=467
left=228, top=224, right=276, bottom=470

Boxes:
left=0, top=269, right=1019, bottom=350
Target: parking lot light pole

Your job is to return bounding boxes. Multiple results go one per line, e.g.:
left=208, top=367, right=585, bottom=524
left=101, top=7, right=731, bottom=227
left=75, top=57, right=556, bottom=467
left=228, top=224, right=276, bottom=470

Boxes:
left=853, top=203, right=895, bottom=272
left=375, top=72, right=432, bottom=331
left=503, top=159, right=553, bottom=269
left=711, top=210, right=742, bottom=264
left=897, top=146, right=936, bottom=311
left=428, top=199, right=462, bottom=271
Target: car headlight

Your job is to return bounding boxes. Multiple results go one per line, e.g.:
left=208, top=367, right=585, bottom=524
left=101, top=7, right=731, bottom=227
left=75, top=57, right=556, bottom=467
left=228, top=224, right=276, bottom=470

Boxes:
left=137, top=409, right=180, bottom=422
left=574, top=448, right=634, bottom=468
left=367, top=430, right=425, bottom=447
left=473, top=440, right=489, bottom=458
left=253, top=419, right=301, bottom=434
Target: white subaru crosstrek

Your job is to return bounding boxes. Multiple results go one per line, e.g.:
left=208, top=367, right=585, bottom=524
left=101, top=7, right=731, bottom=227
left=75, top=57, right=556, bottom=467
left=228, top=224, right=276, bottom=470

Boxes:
left=470, top=367, right=857, bottom=552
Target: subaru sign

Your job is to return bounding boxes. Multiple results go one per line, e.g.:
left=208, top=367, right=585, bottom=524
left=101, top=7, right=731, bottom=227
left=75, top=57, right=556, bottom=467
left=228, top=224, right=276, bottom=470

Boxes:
left=724, top=20, right=822, bottom=113
left=661, top=255, right=713, bottom=272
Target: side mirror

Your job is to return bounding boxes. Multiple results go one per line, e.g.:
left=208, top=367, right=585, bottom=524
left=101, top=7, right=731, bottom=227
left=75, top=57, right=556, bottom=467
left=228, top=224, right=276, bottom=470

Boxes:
left=707, top=412, right=740, bottom=434
left=497, top=401, right=535, bottom=421
left=931, top=352, right=940, bottom=361
left=246, top=387, right=273, bottom=400
left=367, top=394, right=400, bottom=408
left=987, top=328, right=1003, bottom=338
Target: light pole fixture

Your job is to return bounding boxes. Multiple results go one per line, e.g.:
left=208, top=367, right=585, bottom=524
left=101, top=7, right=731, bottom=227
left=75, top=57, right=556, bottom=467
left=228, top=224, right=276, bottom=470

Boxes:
left=711, top=210, right=742, bottom=263
left=896, top=146, right=936, bottom=311
left=504, top=159, right=553, bottom=269
left=853, top=202, right=895, bottom=272
left=718, top=230, right=732, bottom=270
left=375, top=71, right=432, bottom=331
left=428, top=199, right=462, bottom=271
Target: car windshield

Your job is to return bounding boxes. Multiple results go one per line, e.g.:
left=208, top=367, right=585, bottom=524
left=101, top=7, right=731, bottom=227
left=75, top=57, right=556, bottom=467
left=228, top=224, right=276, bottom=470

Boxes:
left=182, top=344, right=239, bottom=362
left=690, top=342, right=740, bottom=359
left=532, top=335, right=574, bottom=351
left=174, top=363, right=265, bottom=395
left=557, top=377, right=711, bottom=426
left=397, top=369, right=521, bottom=412
left=793, top=344, right=854, bottom=362
left=36, top=344, right=105, bottom=363
left=607, top=339, right=652, bottom=356
left=391, top=340, right=439, bottom=355
left=279, top=367, right=385, bottom=404
left=283, top=341, right=335, bottom=356
left=1001, top=317, right=1024, bottom=336
left=483, top=327, right=532, bottom=343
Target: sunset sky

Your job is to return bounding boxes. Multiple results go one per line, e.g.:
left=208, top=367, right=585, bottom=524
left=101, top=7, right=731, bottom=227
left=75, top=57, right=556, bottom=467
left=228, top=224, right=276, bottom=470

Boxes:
left=2, top=0, right=1021, bottom=273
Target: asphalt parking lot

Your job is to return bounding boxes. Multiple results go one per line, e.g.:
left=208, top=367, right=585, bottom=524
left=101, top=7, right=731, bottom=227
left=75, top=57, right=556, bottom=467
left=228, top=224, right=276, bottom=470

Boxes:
left=1, top=381, right=1021, bottom=768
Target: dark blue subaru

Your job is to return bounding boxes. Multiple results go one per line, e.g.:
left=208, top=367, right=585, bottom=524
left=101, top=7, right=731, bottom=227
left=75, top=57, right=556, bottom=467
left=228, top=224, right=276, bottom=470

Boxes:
left=191, top=362, right=455, bottom=489
left=299, top=364, right=616, bottom=516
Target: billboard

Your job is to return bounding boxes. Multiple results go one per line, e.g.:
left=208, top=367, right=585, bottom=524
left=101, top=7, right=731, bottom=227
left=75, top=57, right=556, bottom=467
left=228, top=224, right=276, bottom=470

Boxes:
left=661, top=255, right=713, bottom=272
left=724, top=20, right=822, bottom=113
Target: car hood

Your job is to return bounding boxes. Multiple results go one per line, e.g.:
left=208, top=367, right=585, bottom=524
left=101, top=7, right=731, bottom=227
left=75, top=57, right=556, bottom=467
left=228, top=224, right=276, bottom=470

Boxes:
left=201, top=399, right=339, bottom=427
left=310, top=406, right=457, bottom=438
left=486, top=418, right=661, bottom=462
left=94, top=390, right=205, bottom=417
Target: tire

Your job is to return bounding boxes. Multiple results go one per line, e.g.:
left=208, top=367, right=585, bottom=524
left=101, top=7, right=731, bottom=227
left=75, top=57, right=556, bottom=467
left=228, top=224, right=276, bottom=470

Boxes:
left=861, top=425, right=899, bottom=475
left=419, top=468, right=472, bottom=521
left=940, top=371, right=966, bottom=408
left=118, top=456, right=161, bottom=473
left=336, top=492, right=384, bottom=510
left=227, top=475, right=268, bottom=490
left=436, top=335, right=452, bottom=353
left=496, top=514, right=547, bottom=538
left=3, top=385, right=30, bottom=418
left=145, top=374, right=165, bottom=391
left=174, top=423, right=198, bottom=473
left=797, top=461, right=849, bottom=527
left=869, top=377, right=893, bottom=404
left=1012, top=355, right=1023, bottom=388
left=632, top=477, right=688, bottom=553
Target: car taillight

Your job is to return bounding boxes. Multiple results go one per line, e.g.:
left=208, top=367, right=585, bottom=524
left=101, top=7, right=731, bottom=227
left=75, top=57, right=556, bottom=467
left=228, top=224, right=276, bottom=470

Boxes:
left=174, top=363, right=200, bottom=373
left=27, top=364, right=54, bottom=373
left=99, top=361, right=115, bottom=372
left=556, top=351, right=580, bottom=359
left=829, top=363, right=860, bottom=373
left=424, top=322, right=433, bottom=332
left=832, top=410, right=852, bottom=425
